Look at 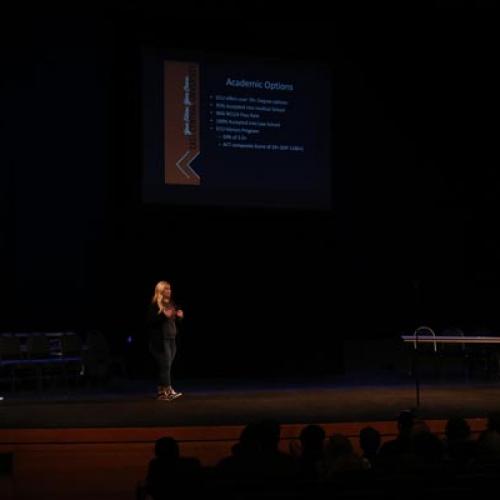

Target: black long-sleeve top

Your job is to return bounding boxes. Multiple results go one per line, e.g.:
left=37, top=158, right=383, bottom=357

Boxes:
left=146, top=302, right=178, bottom=350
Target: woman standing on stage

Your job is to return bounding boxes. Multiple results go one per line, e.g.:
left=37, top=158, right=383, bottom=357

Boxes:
left=147, top=280, right=184, bottom=400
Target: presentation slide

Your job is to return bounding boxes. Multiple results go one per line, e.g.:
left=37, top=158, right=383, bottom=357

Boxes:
left=142, top=51, right=332, bottom=209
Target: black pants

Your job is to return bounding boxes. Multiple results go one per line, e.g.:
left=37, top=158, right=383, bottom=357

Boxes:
left=150, top=338, right=176, bottom=387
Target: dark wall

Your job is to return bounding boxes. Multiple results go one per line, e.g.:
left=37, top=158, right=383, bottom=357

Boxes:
left=2, top=11, right=110, bottom=331
left=3, top=6, right=499, bottom=378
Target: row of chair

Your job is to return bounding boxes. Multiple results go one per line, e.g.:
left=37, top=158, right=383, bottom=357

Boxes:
left=0, top=333, right=83, bottom=391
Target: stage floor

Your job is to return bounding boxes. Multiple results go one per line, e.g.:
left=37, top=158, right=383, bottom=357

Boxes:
left=2, top=372, right=500, bottom=428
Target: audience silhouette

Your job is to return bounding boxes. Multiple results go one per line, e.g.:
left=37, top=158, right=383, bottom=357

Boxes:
left=294, top=424, right=326, bottom=479
left=139, top=412, right=500, bottom=500
left=216, top=419, right=297, bottom=480
left=443, top=416, right=477, bottom=471
left=145, top=437, right=202, bottom=500
left=476, top=411, right=500, bottom=465
left=359, top=426, right=381, bottom=469
left=216, top=422, right=263, bottom=480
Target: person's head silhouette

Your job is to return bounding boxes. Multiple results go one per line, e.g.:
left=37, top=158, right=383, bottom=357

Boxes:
left=154, top=437, right=179, bottom=461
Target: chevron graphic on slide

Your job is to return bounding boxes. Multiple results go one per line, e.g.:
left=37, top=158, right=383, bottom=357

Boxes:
left=164, top=61, right=201, bottom=185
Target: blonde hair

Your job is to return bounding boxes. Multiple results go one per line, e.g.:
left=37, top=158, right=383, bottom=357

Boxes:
left=152, top=281, right=171, bottom=312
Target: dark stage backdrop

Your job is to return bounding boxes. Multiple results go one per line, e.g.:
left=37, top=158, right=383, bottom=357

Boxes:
left=3, top=6, right=500, bottom=379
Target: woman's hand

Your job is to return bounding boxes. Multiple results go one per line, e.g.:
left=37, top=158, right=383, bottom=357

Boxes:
left=176, top=309, right=184, bottom=319
left=163, top=306, right=175, bottom=318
